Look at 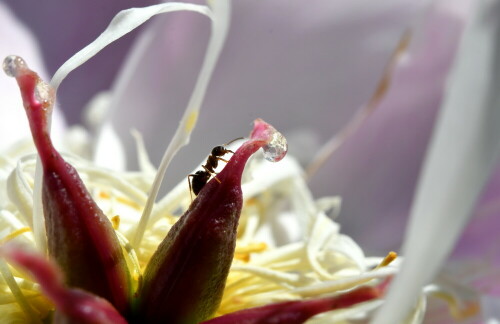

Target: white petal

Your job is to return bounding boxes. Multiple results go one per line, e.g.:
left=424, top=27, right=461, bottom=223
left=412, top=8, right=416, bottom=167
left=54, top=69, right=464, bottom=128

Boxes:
left=131, top=0, right=231, bottom=248
left=0, top=3, right=65, bottom=150
left=482, top=295, right=500, bottom=322
left=372, top=0, right=500, bottom=322
left=93, top=123, right=126, bottom=171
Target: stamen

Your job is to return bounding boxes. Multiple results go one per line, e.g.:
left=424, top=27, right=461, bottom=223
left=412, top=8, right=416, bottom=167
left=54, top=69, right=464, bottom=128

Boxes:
left=132, top=0, right=231, bottom=249
left=305, top=31, right=411, bottom=178
left=111, top=216, right=121, bottom=230
left=375, top=251, right=398, bottom=269
left=0, top=260, right=42, bottom=324
left=424, top=282, right=480, bottom=320
left=1, top=228, right=32, bottom=244
left=291, top=267, right=397, bottom=297
left=114, top=231, right=141, bottom=289
left=234, top=242, right=267, bottom=262
left=429, top=290, right=479, bottom=319
left=116, top=197, right=141, bottom=210
left=235, top=242, right=268, bottom=254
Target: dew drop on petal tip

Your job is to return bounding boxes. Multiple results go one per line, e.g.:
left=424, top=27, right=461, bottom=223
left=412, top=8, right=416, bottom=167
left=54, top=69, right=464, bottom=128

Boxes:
left=3, top=55, right=27, bottom=77
left=262, top=130, right=288, bottom=162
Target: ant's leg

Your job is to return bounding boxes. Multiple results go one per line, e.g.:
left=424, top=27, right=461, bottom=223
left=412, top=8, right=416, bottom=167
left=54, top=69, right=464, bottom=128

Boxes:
left=202, top=165, right=214, bottom=175
left=202, top=165, right=221, bottom=183
left=213, top=157, right=229, bottom=183
left=223, top=137, right=244, bottom=147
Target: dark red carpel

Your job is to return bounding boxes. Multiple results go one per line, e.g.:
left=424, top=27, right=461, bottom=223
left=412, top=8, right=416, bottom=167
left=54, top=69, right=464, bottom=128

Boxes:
left=138, top=119, right=283, bottom=324
left=200, top=285, right=382, bottom=324
left=1, top=244, right=127, bottom=324
left=14, top=66, right=131, bottom=314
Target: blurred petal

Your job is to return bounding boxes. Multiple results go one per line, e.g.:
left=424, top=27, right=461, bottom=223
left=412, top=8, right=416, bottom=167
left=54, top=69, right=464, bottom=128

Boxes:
left=309, top=0, right=472, bottom=254
left=0, top=3, right=64, bottom=149
left=101, top=1, right=422, bottom=191
left=4, top=0, right=156, bottom=124
left=84, top=91, right=127, bottom=170
left=445, top=163, right=500, bottom=309
left=373, top=0, right=500, bottom=322
left=1, top=244, right=127, bottom=324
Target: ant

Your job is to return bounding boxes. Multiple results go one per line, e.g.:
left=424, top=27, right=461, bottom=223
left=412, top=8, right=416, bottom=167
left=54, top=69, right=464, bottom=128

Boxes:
left=188, top=138, right=243, bottom=200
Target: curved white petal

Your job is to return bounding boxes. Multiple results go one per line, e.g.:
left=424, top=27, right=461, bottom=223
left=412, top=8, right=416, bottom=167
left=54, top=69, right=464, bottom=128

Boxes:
left=50, top=2, right=211, bottom=91
left=372, top=0, right=500, bottom=322
left=100, top=1, right=421, bottom=191
left=131, top=0, right=231, bottom=248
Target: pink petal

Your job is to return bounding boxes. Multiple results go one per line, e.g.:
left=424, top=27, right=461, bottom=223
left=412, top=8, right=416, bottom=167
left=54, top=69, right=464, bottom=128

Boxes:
left=0, top=244, right=127, bottom=324
left=200, top=285, right=381, bottom=324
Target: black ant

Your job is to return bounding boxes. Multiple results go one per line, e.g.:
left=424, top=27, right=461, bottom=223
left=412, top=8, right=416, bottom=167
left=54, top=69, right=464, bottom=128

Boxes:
left=188, top=138, right=243, bottom=200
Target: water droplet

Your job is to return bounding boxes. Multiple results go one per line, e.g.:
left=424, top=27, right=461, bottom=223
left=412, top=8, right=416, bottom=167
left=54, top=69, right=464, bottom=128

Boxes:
left=3, top=55, right=27, bottom=77
left=262, top=129, right=288, bottom=162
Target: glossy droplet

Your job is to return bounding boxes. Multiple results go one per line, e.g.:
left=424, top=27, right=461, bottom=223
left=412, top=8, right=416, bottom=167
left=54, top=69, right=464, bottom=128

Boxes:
left=262, top=128, right=288, bottom=162
left=34, top=80, right=54, bottom=107
left=3, top=55, right=27, bottom=77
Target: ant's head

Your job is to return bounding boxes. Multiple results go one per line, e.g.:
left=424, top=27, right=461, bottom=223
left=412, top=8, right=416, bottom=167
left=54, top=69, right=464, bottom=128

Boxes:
left=211, top=146, right=226, bottom=156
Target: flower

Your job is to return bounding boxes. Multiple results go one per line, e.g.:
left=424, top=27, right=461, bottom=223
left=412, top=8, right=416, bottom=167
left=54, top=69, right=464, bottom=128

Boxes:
left=0, top=46, right=406, bottom=322
left=0, top=0, right=500, bottom=322
left=0, top=2, right=404, bottom=323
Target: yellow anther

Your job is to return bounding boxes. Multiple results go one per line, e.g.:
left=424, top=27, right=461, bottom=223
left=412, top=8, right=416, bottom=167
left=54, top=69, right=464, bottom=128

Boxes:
left=234, top=242, right=268, bottom=262
left=99, top=191, right=111, bottom=199
left=234, top=253, right=250, bottom=262
left=111, top=215, right=121, bottom=230
left=376, top=251, right=398, bottom=269
left=99, top=191, right=140, bottom=210
left=432, top=291, right=480, bottom=319
left=1, top=227, right=32, bottom=244
left=235, top=242, right=268, bottom=254
left=116, top=196, right=141, bottom=210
